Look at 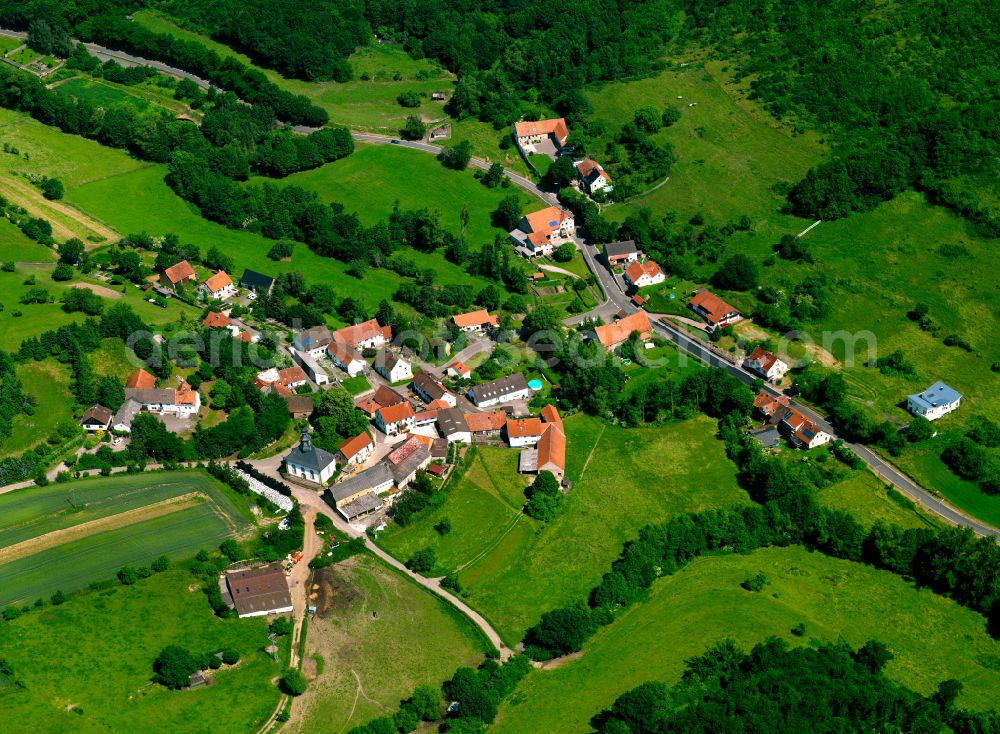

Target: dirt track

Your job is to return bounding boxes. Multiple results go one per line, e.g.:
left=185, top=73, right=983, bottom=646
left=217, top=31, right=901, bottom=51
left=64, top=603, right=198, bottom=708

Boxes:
left=0, top=174, right=120, bottom=243
left=0, top=491, right=205, bottom=564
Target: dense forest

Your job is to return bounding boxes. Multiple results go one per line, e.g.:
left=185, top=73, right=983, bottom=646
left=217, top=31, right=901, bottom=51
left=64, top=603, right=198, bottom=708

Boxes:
left=163, top=0, right=367, bottom=82
left=2, top=0, right=994, bottom=230
left=594, top=638, right=1000, bottom=734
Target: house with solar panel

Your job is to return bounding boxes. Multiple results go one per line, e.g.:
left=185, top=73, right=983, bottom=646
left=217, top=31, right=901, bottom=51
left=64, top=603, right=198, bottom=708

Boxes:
left=907, top=381, right=962, bottom=421
left=509, top=205, right=575, bottom=258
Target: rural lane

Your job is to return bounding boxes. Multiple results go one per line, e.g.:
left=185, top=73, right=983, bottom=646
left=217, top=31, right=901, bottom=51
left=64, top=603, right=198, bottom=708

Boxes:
left=1, top=25, right=994, bottom=537
left=247, top=456, right=514, bottom=660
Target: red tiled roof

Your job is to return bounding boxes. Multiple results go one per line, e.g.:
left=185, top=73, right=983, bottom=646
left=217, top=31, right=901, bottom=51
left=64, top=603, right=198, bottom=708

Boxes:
left=338, top=431, right=373, bottom=460
left=332, top=319, right=387, bottom=349
left=448, top=362, right=471, bottom=377
left=464, top=411, right=507, bottom=433
left=748, top=347, right=779, bottom=372
left=203, top=270, right=232, bottom=293
left=377, top=402, right=414, bottom=425
left=452, top=309, right=499, bottom=329
left=277, top=366, right=307, bottom=385
left=576, top=157, right=612, bottom=182
left=164, top=260, right=196, bottom=285
left=690, top=289, right=740, bottom=325
left=540, top=404, right=562, bottom=426
left=387, top=436, right=423, bottom=465
left=203, top=311, right=232, bottom=329
left=506, top=417, right=543, bottom=438
left=126, top=369, right=155, bottom=389
left=514, top=118, right=569, bottom=142
left=175, top=381, right=198, bottom=405
left=624, top=260, right=663, bottom=284
left=373, top=385, right=404, bottom=408
left=524, top=206, right=571, bottom=236
left=537, top=423, right=566, bottom=473
left=593, top=311, right=652, bottom=348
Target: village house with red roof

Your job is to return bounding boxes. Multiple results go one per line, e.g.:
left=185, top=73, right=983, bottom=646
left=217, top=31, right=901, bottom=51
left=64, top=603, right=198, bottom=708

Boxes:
left=689, top=289, right=742, bottom=331
left=745, top=347, right=789, bottom=382
left=623, top=260, right=666, bottom=290
left=200, top=271, right=236, bottom=300
left=575, top=158, right=613, bottom=195
left=509, top=205, right=576, bottom=258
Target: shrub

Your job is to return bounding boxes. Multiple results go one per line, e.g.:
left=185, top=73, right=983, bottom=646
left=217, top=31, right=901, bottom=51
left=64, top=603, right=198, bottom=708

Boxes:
left=405, top=547, right=436, bottom=574
left=153, top=645, right=199, bottom=689
left=117, top=566, right=140, bottom=585
left=221, top=648, right=240, bottom=665
left=151, top=555, right=170, bottom=572
left=280, top=668, right=308, bottom=696
left=396, top=91, right=421, bottom=107
left=434, top=517, right=452, bottom=535
left=741, top=573, right=768, bottom=592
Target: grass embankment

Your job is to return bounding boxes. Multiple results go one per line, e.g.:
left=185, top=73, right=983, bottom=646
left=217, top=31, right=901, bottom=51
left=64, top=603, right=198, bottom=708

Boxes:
left=584, top=60, right=1000, bottom=526
left=289, top=554, right=486, bottom=733
left=0, top=570, right=283, bottom=733
left=494, top=546, right=1000, bottom=733
left=378, top=414, right=750, bottom=643
left=0, top=472, right=252, bottom=606
left=130, top=9, right=529, bottom=173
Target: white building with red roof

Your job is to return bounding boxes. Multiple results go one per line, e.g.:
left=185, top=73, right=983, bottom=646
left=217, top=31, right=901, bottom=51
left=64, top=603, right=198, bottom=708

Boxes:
left=623, top=260, right=665, bottom=290
left=514, top=118, right=569, bottom=157
left=689, top=289, right=742, bottom=330
left=509, top=206, right=575, bottom=257
left=200, top=271, right=236, bottom=300
left=575, top=158, right=613, bottom=195
left=745, top=347, right=789, bottom=382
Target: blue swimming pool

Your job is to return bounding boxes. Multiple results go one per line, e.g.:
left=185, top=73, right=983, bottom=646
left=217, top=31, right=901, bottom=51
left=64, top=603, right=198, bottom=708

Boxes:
left=528, top=379, right=544, bottom=390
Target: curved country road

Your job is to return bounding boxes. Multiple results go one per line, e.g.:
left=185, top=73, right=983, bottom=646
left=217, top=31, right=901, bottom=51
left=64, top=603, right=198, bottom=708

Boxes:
left=247, top=457, right=514, bottom=660
left=0, top=29, right=994, bottom=539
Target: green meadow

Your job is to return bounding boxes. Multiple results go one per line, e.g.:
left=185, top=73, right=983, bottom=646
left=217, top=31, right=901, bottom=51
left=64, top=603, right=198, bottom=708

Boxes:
left=0, top=472, right=252, bottom=606
left=378, top=414, right=750, bottom=643
left=494, top=546, right=1000, bottom=733
left=266, top=143, right=533, bottom=247
left=290, top=555, right=486, bottom=733
left=0, top=570, right=283, bottom=733
left=131, top=10, right=453, bottom=132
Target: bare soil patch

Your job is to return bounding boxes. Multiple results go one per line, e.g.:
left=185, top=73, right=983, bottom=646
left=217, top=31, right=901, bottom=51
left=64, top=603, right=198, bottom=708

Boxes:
left=69, top=282, right=122, bottom=299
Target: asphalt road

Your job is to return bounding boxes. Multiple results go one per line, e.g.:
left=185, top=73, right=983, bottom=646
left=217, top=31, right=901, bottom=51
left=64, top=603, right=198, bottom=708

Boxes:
left=4, top=24, right=994, bottom=538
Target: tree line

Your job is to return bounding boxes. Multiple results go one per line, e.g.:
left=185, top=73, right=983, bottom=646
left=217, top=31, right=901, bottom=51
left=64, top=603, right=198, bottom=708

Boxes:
left=164, top=0, right=367, bottom=82
left=0, top=0, right=329, bottom=127
left=520, top=370, right=1000, bottom=660
left=0, top=62, right=351, bottom=175
left=594, top=637, right=999, bottom=734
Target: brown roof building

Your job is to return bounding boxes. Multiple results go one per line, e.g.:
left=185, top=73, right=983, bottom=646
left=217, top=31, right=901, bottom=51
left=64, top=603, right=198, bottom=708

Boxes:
left=225, top=564, right=293, bottom=618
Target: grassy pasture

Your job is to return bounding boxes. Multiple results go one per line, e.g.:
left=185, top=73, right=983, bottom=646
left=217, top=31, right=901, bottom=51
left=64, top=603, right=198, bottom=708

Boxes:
left=3, top=360, right=74, bottom=456
left=494, top=546, right=1000, bottom=733
left=0, top=217, right=57, bottom=262
left=816, top=470, right=938, bottom=530
left=288, top=554, right=485, bottom=732
left=589, top=59, right=824, bottom=233
left=266, top=143, right=534, bottom=248
left=0, top=570, right=283, bottom=733
left=55, top=77, right=151, bottom=111
left=378, top=414, right=749, bottom=643
left=0, top=264, right=196, bottom=355
left=132, top=11, right=452, bottom=132
left=0, top=472, right=252, bottom=606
